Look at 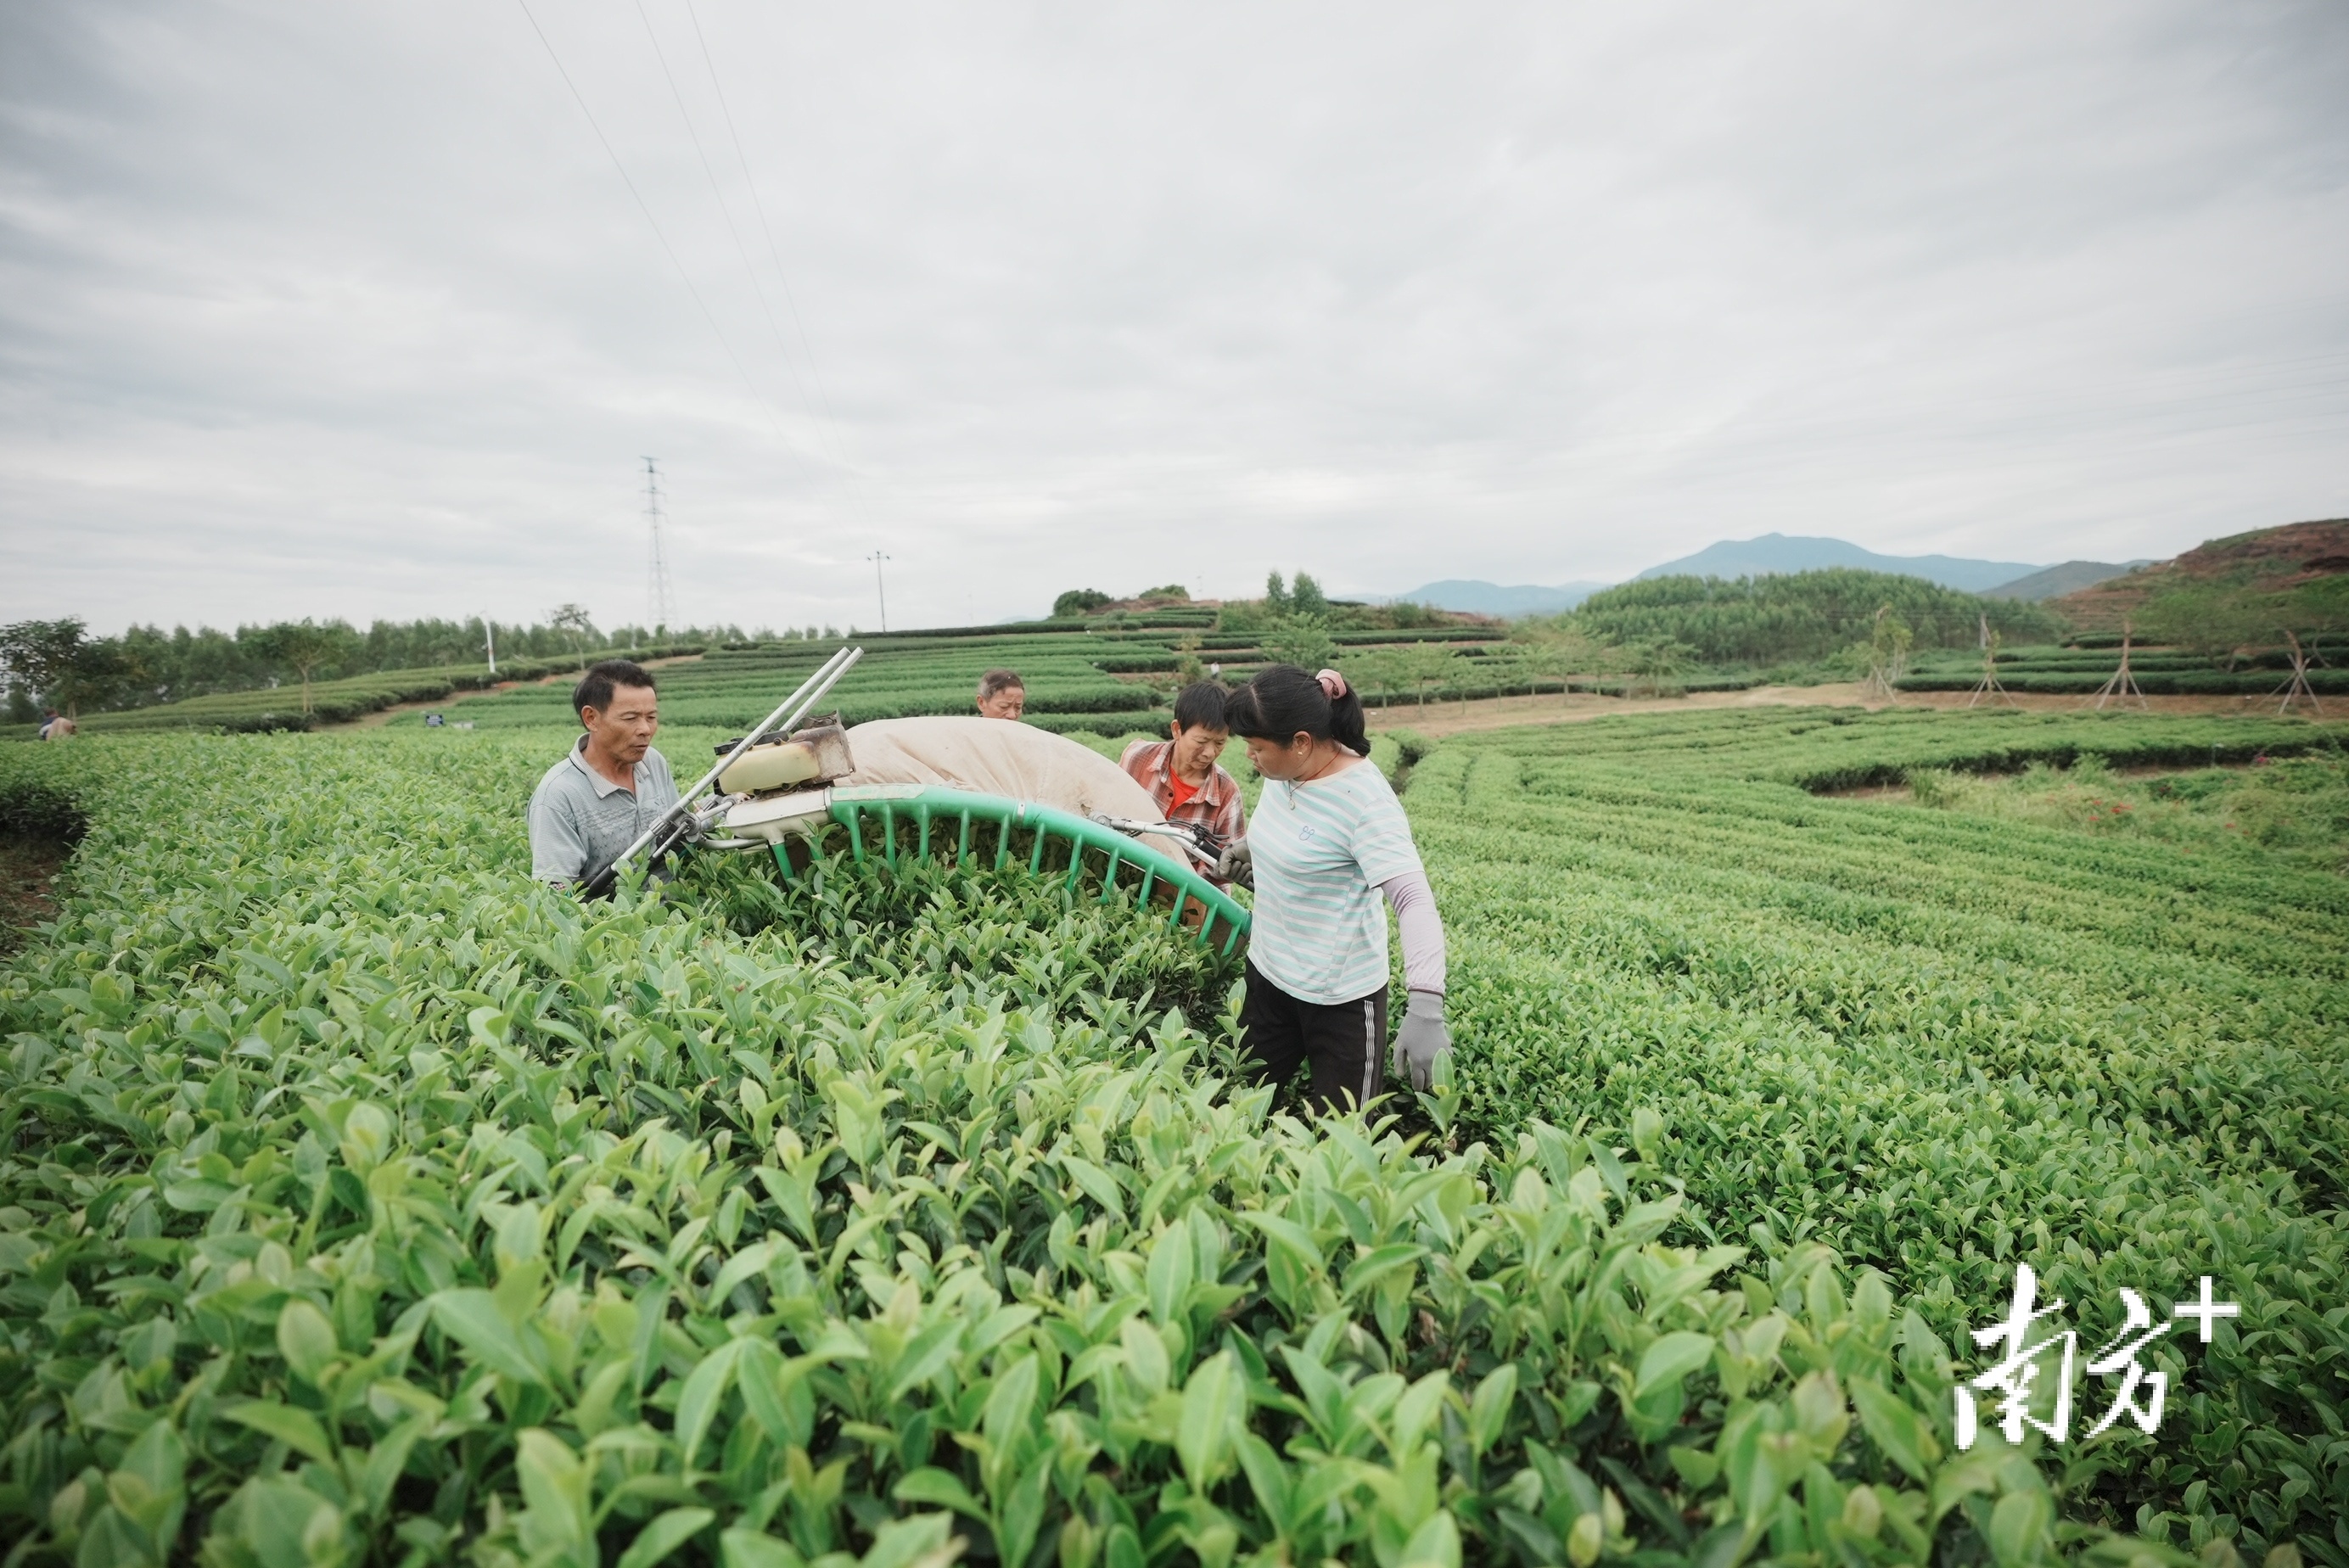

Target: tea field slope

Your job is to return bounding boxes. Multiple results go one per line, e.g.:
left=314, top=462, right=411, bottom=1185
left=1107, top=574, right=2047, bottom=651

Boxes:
left=1423, top=708, right=2349, bottom=1550
left=0, top=730, right=2094, bottom=1567
left=0, top=714, right=2341, bottom=1562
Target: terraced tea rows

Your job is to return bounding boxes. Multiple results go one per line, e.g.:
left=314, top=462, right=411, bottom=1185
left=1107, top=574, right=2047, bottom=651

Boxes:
left=1899, top=644, right=2349, bottom=698
left=406, top=639, right=1172, bottom=734
left=390, top=626, right=1531, bottom=736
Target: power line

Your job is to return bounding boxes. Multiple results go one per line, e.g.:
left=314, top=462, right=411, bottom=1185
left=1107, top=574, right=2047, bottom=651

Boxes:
left=511, top=0, right=794, bottom=449
left=668, top=0, right=889, bottom=612
left=629, top=0, right=872, bottom=543
left=678, top=0, right=864, bottom=481
left=629, top=0, right=816, bottom=423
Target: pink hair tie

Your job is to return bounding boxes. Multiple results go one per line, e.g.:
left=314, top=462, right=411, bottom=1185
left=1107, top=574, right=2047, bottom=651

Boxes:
left=1315, top=668, right=1348, bottom=701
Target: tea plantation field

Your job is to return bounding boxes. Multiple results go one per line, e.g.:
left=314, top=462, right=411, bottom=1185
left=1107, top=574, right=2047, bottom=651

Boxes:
left=1, top=708, right=2344, bottom=1566
left=381, top=624, right=1518, bottom=739
left=1420, top=709, right=2348, bottom=1559
left=1898, top=645, right=2349, bottom=699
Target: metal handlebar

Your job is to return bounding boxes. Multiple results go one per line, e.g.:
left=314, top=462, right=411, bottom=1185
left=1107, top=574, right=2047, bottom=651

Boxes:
left=580, top=646, right=864, bottom=897
left=1088, top=813, right=1224, bottom=869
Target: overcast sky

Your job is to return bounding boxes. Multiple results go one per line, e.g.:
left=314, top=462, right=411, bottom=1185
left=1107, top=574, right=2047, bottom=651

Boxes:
left=3, top=1, right=2346, bottom=635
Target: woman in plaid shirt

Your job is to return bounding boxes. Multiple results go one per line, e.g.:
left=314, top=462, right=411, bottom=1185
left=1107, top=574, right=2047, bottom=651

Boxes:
left=1118, top=682, right=1247, bottom=885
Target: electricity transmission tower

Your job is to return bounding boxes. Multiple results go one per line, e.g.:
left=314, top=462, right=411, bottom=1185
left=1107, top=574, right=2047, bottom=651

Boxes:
left=643, top=457, right=677, bottom=633
left=869, top=551, right=892, bottom=633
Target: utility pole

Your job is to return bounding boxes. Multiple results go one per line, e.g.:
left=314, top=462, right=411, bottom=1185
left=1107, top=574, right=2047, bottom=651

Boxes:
left=485, top=619, right=496, bottom=675
left=644, top=457, right=677, bottom=634
left=869, top=550, right=892, bottom=633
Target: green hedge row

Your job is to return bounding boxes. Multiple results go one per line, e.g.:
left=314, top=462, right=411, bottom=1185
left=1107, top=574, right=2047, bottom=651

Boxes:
left=1, top=644, right=705, bottom=742
left=1900, top=669, right=2349, bottom=696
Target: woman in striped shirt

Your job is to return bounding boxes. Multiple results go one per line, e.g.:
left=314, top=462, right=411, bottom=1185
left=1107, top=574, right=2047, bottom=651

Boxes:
left=1216, top=664, right=1451, bottom=1113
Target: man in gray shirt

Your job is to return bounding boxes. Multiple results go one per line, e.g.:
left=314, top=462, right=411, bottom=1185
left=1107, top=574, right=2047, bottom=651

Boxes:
left=528, top=659, right=681, bottom=886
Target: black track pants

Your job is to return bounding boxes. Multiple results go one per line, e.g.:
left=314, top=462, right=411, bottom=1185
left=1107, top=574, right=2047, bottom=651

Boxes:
left=1240, top=960, right=1388, bottom=1116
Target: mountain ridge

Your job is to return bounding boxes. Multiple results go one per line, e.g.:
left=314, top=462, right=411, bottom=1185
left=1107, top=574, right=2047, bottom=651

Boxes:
left=1633, top=533, right=2039, bottom=591
left=1981, top=560, right=2149, bottom=602
left=1388, top=533, right=2043, bottom=615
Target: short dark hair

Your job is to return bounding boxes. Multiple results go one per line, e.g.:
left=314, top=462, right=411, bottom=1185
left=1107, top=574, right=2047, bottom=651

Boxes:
left=1172, top=681, right=1228, bottom=732
left=1225, top=664, right=1369, bottom=757
left=575, top=658, right=656, bottom=719
left=977, top=669, right=1024, bottom=700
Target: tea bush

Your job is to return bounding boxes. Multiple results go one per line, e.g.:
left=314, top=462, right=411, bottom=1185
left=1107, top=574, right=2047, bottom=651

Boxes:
left=678, top=851, right=1241, bottom=1034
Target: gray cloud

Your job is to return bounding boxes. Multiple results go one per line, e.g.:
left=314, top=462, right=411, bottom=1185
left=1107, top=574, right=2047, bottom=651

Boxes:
left=3, top=0, right=2345, bottom=633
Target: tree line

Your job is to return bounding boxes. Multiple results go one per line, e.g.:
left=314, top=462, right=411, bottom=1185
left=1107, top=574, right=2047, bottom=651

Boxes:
left=0, top=608, right=761, bottom=721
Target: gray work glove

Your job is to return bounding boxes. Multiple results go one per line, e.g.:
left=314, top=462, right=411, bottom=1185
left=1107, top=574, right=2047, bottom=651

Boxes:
left=1392, top=989, right=1450, bottom=1092
left=1214, top=836, right=1253, bottom=889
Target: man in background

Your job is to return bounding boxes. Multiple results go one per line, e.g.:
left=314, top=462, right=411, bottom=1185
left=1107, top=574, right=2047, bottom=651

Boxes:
left=976, top=669, right=1025, bottom=720
left=527, top=659, right=679, bottom=886
left=38, top=708, right=74, bottom=740
left=1120, top=681, right=1246, bottom=884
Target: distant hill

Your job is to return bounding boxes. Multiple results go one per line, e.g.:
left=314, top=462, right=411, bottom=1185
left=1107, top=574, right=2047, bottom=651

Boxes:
left=1386, top=580, right=1612, bottom=617
left=1982, top=560, right=2150, bottom=602
left=1634, top=534, right=2040, bottom=592
left=2051, top=518, right=2349, bottom=631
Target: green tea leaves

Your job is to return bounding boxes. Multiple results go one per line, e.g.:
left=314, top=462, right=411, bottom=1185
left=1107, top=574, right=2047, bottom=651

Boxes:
left=1849, top=1374, right=1937, bottom=1482
left=428, top=1289, right=547, bottom=1385
left=675, top=1340, right=748, bottom=1468
left=1633, top=1330, right=1715, bottom=1399
left=1175, top=1349, right=1242, bottom=1489
left=223, top=1401, right=334, bottom=1464
left=1466, top=1364, right=1517, bottom=1458
left=274, top=1296, right=339, bottom=1384
left=616, top=1507, right=715, bottom=1568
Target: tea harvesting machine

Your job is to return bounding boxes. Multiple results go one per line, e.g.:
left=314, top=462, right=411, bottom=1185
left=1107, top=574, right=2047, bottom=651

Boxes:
left=581, top=646, right=1249, bottom=955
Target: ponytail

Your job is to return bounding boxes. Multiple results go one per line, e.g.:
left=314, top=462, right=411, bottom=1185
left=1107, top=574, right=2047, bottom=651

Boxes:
left=1225, top=664, right=1369, bottom=757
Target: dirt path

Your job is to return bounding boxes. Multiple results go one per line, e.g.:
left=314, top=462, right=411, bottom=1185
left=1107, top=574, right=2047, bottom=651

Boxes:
left=341, top=652, right=707, bottom=729
left=1370, top=683, right=2346, bottom=740
left=0, top=837, right=67, bottom=954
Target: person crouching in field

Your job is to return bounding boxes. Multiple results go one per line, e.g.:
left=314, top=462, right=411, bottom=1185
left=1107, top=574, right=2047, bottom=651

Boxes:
left=527, top=658, right=681, bottom=887
left=1216, top=664, right=1452, bottom=1112
left=976, top=669, right=1026, bottom=720
left=1119, top=681, right=1247, bottom=886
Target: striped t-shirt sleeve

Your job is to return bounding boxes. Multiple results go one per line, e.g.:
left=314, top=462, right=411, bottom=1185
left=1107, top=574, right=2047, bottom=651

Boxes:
left=1343, top=773, right=1422, bottom=887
